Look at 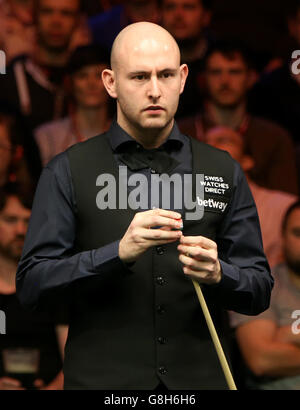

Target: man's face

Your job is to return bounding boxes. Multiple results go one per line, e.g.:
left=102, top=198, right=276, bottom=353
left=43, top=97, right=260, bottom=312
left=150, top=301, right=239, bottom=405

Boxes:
left=111, top=39, right=188, bottom=134
left=0, top=124, right=13, bottom=180
left=0, top=196, right=31, bottom=261
left=162, top=0, right=210, bottom=41
left=205, top=52, right=251, bottom=108
left=72, top=64, right=108, bottom=109
left=283, top=208, right=300, bottom=276
left=37, top=0, right=80, bottom=52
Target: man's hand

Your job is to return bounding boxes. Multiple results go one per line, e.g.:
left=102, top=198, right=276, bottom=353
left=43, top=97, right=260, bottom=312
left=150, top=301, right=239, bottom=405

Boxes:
left=177, top=235, right=222, bottom=284
left=119, top=208, right=183, bottom=263
left=0, top=377, right=24, bottom=390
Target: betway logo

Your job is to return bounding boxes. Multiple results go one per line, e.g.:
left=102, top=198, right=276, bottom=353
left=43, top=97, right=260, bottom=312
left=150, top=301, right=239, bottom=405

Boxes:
left=196, top=197, right=228, bottom=212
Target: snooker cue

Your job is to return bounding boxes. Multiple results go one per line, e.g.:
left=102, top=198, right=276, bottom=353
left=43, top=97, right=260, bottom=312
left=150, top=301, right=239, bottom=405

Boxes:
left=191, top=279, right=237, bottom=390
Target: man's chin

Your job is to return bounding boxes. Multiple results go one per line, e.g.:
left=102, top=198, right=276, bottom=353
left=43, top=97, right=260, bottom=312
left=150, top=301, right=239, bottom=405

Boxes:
left=215, top=100, right=240, bottom=110
left=141, top=118, right=169, bottom=130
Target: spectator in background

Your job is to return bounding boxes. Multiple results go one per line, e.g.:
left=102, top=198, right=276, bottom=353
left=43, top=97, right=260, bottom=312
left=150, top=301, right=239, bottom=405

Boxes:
left=248, top=0, right=300, bottom=147
left=0, top=0, right=35, bottom=63
left=206, top=126, right=297, bottom=269
left=230, top=201, right=300, bottom=390
left=0, top=112, right=32, bottom=189
left=161, top=0, right=213, bottom=118
left=178, top=41, right=298, bottom=195
left=34, top=45, right=113, bottom=166
left=0, top=183, right=68, bottom=390
left=88, top=0, right=161, bottom=52
left=0, top=0, right=86, bottom=179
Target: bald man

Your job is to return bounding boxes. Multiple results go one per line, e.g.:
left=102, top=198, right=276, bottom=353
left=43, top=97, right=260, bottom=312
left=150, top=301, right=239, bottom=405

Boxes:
left=16, top=22, right=273, bottom=390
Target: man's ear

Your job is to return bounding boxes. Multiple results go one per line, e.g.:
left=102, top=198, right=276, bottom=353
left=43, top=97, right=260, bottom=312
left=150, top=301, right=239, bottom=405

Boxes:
left=179, top=64, right=189, bottom=94
left=101, top=69, right=118, bottom=99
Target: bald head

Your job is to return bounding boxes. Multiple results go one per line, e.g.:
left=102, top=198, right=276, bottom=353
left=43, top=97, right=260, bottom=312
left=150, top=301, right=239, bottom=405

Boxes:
left=111, top=22, right=181, bottom=72
left=101, top=21, right=188, bottom=144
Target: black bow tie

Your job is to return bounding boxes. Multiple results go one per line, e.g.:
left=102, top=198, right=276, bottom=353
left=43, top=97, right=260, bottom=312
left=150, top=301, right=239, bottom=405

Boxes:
left=117, top=142, right=180, bottom=174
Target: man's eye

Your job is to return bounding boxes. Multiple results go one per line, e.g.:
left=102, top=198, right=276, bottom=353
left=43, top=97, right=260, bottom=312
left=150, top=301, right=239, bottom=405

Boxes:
left=134, top=75, right=146, bottom=81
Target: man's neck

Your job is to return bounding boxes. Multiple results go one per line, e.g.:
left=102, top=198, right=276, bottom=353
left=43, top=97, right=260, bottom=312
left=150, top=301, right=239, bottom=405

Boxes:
left=34, top=43, right=69, bottom=67
left=117, top=117, right=174, bottom=149
left=75, top=105, right=111, bottom=140
left=0, top=255, right=17, bottom=294
left=206, top=101, right=247, bottom=129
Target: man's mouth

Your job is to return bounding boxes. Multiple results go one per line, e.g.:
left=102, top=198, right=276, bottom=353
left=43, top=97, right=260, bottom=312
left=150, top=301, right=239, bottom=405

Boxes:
left=144, top=106, right=165, bottom=112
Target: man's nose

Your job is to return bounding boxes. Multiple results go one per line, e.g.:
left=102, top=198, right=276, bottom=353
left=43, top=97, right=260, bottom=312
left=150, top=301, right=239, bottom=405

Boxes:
left=15, top=220, right=28, bottom=236
left=147, top=76, right=161, bottom=100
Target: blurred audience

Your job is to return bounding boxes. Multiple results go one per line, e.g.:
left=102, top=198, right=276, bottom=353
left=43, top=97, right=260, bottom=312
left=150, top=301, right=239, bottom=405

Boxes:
left=0, top=111, right=32, bottom=189
left=0, top=0, right=35, bottom=63
left=206, top=126, right=297, bottom=268
left=34, top=45, right=113, bottom=166
left=0, top=183, right=68, bottom=390
left=82, top=0, right=118, bottom=18
left=162, top=0, right=214, bottom=118
left=0, top=0, right=86, bottom=179
left=88, top=0, right=161, bottom=51
left=178, top=41, right=298, bottom=195
left=248, top=1, right=300, bottom=146
left=230, top=201, right=300, bottom=390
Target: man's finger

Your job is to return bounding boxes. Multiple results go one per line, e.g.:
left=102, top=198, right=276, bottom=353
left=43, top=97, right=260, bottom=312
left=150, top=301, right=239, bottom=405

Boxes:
left=180, top=235, right=217, bottom=249
left=177, top=244, right=213, bottom=261
left=142, top=226, right=182, bottom=241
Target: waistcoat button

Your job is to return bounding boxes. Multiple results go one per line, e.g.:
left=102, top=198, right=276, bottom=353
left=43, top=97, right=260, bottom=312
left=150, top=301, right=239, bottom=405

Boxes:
left=156, top=276, right=166, bottom=285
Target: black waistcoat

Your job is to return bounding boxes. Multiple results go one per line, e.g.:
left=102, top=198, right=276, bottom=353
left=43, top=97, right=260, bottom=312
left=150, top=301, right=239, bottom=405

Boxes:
left=64, top=133, right=234, bottom=390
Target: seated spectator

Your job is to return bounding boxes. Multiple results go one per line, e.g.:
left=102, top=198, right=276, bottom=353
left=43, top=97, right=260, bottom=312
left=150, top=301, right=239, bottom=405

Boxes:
left=178, top=41, right=298, bottom=195
left=34, top=45, right=113, bottom=166
left=0, top=183, right=68, bottom=390
left=161, top=0, right=214, bottom=118
left=206, top=126, right=297, bottom=269
left=0, top=111, right=32, bottom=189
left=0, top=0, right=35, bottom=63
left=88, top=0, right=160, bottom=52
left=248, top=0, right=300, bottom=146
left=230, top=201, right=300, bottom=390
left=0, top=0, right=87, bottom=179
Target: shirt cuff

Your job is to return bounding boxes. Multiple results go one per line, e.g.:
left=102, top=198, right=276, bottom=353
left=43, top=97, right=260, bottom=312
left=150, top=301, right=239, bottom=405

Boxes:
left=208, top=259, right=240, bottom=291
left=92, top=240, right=134, bottom=276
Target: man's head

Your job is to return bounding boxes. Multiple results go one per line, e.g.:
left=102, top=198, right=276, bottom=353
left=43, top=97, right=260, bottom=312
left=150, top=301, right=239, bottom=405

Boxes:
left=0, top=184, right=33, bottom=262
left=67, top=45, right=110, bottom=109
left=161, top=0, right=212, bottom=43
left=102, top=22, right=188, bottom=139
left=205, top=126, right=254, bottom=172
left=204, top=42, right=256, bottom=108
left=282, top=201, right=300, bottom=276
left=34, top=0, right=81, bottom=52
